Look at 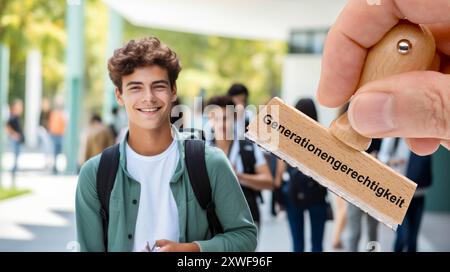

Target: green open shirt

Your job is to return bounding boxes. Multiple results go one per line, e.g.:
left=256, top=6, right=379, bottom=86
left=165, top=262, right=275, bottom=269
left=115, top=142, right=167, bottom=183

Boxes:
left=75, top=127, right=257, bottom=252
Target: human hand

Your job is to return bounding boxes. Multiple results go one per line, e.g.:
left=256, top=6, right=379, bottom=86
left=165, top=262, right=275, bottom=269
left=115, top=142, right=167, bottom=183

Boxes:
left=154, top=239, right=200, bottom=252
left=317, top=0, right=450, bottom=155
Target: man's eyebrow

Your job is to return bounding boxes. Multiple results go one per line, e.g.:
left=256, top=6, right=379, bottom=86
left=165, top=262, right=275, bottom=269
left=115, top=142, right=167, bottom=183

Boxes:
left=126, top=81, right=143, bottom=87
left=151, top=80, right=170, bottom=86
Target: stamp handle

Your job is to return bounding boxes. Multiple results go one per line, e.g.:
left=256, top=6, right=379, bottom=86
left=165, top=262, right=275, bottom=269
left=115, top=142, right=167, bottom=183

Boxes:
left=330, top=20, right=436, bottom=151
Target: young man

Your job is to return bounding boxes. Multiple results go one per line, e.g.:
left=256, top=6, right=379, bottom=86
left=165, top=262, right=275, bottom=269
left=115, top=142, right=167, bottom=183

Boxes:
left=6, top=99, right=24, bottom=183
left=226, top=83, right=253, bottom=139
left=206, top=95, right=273, bottom=227
left=75, top=37, right=257, bottom=252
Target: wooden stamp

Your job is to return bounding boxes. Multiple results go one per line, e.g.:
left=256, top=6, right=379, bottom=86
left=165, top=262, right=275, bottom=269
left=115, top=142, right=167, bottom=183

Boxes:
left=245, top=21, right=436, bottom=229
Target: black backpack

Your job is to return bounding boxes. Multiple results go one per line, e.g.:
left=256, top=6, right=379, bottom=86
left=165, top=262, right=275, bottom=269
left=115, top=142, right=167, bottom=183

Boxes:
left=287, top=166, right=327, bottom=208
left=96, top=139, right=223, bottom=251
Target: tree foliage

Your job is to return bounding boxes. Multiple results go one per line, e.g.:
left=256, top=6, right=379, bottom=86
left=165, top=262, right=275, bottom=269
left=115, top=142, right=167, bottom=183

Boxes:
left=124, top=23, right=286, bottom=106
left=0, top=0, right=66, bottom=102
left=0, top=0, right=286, bottom=112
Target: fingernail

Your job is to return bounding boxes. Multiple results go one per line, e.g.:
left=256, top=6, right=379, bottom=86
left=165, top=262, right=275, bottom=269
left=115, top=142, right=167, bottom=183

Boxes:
left=348, top=92, right=395, bottom=135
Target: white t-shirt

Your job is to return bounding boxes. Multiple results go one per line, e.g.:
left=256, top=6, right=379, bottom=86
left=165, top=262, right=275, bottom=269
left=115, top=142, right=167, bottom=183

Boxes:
left=126, top=139, right=180, bottom=252
left=378, top=138, right=410, bottom=175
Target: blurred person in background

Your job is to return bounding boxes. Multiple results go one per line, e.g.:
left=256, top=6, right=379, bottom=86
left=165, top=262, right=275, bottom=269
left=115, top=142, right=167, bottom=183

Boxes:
left=227, top=83, right=273, bottom=222
left=275, top=98, right=329, bottom=252
left=39, top=98, right=51, bottom=131
left=395, top=153, right=432, bottom=252
left=266, top=152, right=285, bottom=217
left=332, top=196, right=347, bottom=250
left=227, top=83, right=254, bottom=139
left=38, top=97, right=53, bottom=171
left=206, top=95, right=273, bottom=229
left=109, top=106, right=129, bottom=143
left=5, top=99, right=25, bottom=184
left=80, top=113, right=115, bottom=166
left=48, top=100, right=66, bottom=175
left=108, top=107, right=120, bottom=140
left=378, top=137, right=432, bottom=252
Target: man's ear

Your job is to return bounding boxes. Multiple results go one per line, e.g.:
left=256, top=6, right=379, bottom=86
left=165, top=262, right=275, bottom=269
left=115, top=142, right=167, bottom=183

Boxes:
left=171, top=85, right=178, bottom=103
left=115, top=88, right=124, bottom=106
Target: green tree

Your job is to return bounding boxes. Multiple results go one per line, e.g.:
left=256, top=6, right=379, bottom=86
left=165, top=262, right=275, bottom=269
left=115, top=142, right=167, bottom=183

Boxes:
left=1, top=0, right=286, bottom=118
left=0, top=0, right=108, bottom=119
left=83, top=0, right=108, bottom=116
left=0, top=0, right=66, bottom=102
left=124, top=22, right=287, bottom=106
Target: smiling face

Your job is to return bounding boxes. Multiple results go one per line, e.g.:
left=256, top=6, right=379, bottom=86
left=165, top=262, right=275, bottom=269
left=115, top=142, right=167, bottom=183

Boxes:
left=115, top=65, right=177, bottom=131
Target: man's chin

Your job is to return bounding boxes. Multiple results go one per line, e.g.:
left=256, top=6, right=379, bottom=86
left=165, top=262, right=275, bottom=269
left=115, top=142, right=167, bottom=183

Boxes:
left=128, top=113, right=171, bottom=131
left=140, top=119, right=173, bottom=131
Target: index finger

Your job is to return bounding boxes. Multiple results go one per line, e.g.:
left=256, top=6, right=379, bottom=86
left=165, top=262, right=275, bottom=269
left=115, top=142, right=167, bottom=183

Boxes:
left=317, top=0, right=450, bottom=108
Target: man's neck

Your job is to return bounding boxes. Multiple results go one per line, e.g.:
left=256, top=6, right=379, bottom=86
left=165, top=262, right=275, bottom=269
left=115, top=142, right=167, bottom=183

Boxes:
left=127, top=122, right=174, bottom=156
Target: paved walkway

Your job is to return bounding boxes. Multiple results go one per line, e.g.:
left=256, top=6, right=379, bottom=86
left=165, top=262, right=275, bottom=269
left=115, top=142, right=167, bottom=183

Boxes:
left=0, top=152, right=449, bottom=252
left=0, top=172, right=77, bottom=251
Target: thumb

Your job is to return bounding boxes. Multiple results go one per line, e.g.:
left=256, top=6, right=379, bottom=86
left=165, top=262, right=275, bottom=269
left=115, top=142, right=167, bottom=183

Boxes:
left=348, top=71, right=450, bottom=141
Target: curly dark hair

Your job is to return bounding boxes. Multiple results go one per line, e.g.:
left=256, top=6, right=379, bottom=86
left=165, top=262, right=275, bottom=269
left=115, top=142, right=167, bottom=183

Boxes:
left=108, top=36, right=181, bottom=93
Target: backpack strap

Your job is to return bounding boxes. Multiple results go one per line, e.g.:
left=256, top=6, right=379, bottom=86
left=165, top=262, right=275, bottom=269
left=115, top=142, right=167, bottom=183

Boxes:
left=244, top=114, right=250, bottom=132
left=239, top=139, right=256, bottom=174
left=96, top=144, right=120, bottom=252
left=179, top=127, right=206, bottom=141
left=184, top=139, right=223, bottom=236
left=239, top=139, right=264, bottom=203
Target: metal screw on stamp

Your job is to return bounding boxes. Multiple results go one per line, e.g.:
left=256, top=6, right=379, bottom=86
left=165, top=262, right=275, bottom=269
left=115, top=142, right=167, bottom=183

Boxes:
left=397, top=39, right=412, bottom=55
left=329, top=20, right=436, bottom=151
